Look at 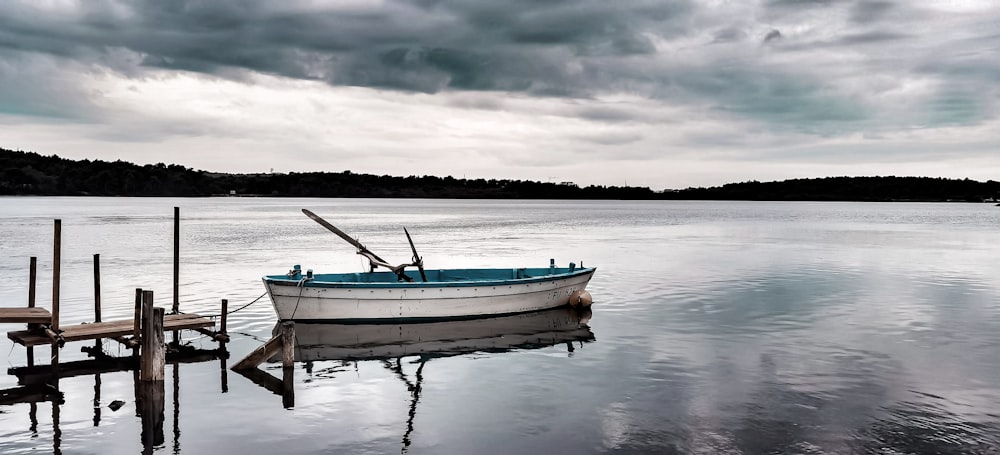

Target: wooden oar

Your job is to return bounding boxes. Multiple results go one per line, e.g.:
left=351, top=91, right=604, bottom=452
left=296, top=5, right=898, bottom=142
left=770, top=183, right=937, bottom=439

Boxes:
left=301, top=209, right=388, bottom=264
left=403, top=227, right=427, bottom=282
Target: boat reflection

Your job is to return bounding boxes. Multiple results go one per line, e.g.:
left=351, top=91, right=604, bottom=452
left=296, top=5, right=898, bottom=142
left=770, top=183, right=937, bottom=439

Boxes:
left=237, top=307, right=595, bottom=453
left=287, top=306, right=596, bottom=363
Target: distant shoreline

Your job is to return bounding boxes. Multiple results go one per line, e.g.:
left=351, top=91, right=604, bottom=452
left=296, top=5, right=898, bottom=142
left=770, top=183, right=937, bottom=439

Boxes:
left=2, top=148, right=999, bottom=202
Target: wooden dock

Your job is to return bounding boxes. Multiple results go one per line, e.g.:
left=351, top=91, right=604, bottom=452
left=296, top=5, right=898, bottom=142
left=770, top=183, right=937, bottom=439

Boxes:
left=7, top=313, right=216, bottom=347
left=0, top=307, right=53, bottom=324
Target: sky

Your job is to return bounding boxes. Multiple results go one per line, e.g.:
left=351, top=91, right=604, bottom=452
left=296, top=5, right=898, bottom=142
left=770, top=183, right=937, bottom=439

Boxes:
left=0, top=0, right=998, bottom=189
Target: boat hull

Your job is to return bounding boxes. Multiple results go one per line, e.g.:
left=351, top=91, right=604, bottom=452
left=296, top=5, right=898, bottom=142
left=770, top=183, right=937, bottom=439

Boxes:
left=263, top=267, right=595, bottom=321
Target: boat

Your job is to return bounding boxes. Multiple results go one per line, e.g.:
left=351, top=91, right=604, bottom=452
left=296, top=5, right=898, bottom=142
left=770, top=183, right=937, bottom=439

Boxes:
left=262, top=210, right=596, bottom=321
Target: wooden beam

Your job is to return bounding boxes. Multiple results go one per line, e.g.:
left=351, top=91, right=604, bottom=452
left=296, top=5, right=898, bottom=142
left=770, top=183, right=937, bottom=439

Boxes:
left=231, top=334, right=284, bottom=370
left=0, top=307, right=52, bottom=324
left=7, top=313, right=215, bottom=347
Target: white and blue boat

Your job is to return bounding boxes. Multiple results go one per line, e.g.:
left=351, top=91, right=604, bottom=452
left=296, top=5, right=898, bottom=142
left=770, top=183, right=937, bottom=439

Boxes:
left=262, top=210, right=596, bottom=321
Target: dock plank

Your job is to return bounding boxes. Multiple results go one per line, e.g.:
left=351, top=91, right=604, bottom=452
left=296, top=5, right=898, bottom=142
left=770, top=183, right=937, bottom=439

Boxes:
left=7, top=313, right=216, bottom=347
left=0, top=307, right=52, bottom=324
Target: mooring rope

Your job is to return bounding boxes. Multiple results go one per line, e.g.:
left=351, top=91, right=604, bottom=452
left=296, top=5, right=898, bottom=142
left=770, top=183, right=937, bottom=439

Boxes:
left=183, top=291, right=269, bottom=319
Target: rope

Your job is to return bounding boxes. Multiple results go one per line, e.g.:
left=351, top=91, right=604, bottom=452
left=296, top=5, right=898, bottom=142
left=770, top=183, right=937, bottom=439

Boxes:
left=189, top=291, right=269, bottom=319
left=289, top=277, right=311, bottom=320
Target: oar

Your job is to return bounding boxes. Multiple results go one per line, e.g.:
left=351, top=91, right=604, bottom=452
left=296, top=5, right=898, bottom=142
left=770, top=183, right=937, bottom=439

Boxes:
left=301, top=209, right=389, bottom=264
left=403, top=227, right=427, bottom=282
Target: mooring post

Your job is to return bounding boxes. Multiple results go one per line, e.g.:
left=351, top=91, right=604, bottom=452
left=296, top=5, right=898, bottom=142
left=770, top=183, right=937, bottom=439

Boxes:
left=27, top=257, right=37, bottom=367
left=172, top=207, right=180, bottom=346
left=140, top=292, right=165, bottom=382
left=281, top=321, right=295, bottom=408
left=173, top=207, right=179, bottom=315
left=133, top=288, right=142, bottom=351
left=52, top=220, right=61, bottom=333
left=220, top=299, right=228, bottom=336
left=28, top=256, right=37, bottom=309
left=94, top=254, right=102, bottom=349
left=281, top=321, right=295, bottom=369
left=93, top=254, right=102, bottom=322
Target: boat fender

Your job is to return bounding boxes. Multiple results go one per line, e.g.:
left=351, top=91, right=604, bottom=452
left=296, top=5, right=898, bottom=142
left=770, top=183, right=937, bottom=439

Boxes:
left=306, top=269, right=313, bottom=279
left=569, top=290, right=593, bottom=308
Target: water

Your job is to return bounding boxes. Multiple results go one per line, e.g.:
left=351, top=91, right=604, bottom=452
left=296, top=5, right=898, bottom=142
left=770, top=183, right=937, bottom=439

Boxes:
left=1, top=197, right=999, bottom=454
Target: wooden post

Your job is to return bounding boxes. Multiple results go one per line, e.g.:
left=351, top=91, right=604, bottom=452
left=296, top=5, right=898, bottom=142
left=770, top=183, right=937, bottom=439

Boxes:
left=94, top=254, right=102, bottom=350
left=172, top=207, right=180, bottom=346
left=172, top=207, right=179, bottom=315
left=52, top=220, right=60, bottom=332
left=281, top=321, right=295, bottom=369
left=93, top=254, right=102, bottom=323
left=140, top=292, right=165, bottom=382
left=28, top=257, right=37, bottom=308
left=28, top=257, right=37, bottom=367
left=220, top=299, right=228, bottom=335
left=133, top=288, right=142, bottom=350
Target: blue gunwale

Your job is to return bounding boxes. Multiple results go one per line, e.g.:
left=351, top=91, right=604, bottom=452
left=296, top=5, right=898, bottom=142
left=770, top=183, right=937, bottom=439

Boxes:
left=265, top=267, right=596, bottom=289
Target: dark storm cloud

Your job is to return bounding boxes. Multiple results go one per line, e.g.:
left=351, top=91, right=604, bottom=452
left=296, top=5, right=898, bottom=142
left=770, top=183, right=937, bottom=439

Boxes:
left=1, top=0, right=998, bottom=139
left=0, top=0, right=688, bottom=95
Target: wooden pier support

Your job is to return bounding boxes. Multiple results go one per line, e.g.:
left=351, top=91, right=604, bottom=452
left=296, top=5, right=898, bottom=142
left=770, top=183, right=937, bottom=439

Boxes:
left=52, top=220, right=60, bottom=333
left=173, top=207, right=180, bottom=315
left=140, top=291, right=165, bottom=382
left=93, top=254, right=102, bottom=323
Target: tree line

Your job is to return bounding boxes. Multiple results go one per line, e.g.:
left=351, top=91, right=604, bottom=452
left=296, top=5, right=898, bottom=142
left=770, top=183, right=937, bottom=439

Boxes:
left=1, top=148, right=998, bottom=201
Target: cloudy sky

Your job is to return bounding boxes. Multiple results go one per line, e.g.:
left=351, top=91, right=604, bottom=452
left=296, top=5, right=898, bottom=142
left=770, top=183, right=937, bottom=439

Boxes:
left=1, top=0, right=998, bottom=189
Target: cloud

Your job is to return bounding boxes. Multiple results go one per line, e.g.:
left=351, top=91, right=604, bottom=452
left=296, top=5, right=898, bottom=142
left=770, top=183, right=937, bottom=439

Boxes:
left=0, top=0, right=998, bottom=188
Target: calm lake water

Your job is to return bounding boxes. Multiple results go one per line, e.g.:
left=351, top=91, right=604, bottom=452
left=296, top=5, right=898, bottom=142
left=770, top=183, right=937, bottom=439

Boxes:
left=1, top=197, right=999, bottom=454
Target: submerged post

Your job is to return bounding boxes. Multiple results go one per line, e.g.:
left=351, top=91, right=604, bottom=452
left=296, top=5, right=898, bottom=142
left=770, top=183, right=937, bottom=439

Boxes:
left=52, top=220, right=61, bottom=332
left=140, top=291, right=165, bottom=382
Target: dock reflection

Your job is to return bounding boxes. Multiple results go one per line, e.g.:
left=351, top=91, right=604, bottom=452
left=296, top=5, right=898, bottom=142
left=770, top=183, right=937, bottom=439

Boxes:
left=5, top=344, right=229, bottom=455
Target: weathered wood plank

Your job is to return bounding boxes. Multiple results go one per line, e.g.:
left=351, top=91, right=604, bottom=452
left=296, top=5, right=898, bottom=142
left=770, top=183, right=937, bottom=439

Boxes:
left=232, top=335, right=284, bottom=370
left=7, top=313, right=215, bottom=347
left=0, top=307, right=52, bottom=324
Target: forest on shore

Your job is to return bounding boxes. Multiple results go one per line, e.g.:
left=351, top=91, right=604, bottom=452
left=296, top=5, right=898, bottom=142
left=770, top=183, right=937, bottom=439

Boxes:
left=2, top=148, right=998, bottom=202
